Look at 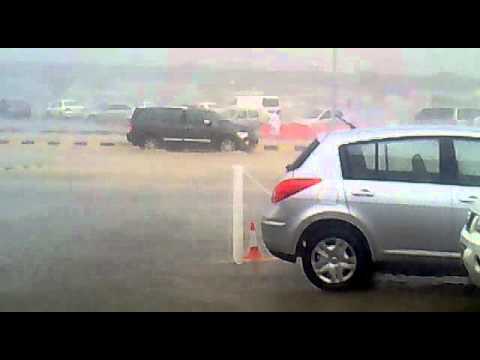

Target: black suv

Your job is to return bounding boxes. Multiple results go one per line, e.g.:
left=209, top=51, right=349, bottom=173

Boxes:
left=126, top=107, right=258, bottom=152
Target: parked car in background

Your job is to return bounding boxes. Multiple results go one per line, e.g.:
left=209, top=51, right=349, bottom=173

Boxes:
left=45, top=99, right=86, bottom=120
left=297, top=108, right=344, bottom=126
left=262, top=125, right=480, bottom=290
left=126, top=106, right=258, bottom=152
left=197, top=102, right=223, bottom=112
left=460, top=203, right=480, bottom=288
left=221, top=107, right=262, bottom=131
left=414, top=107, right=480, bottom=126
left=0, top=99, right=31, bottom=119
left=87, top=104, right=134, bottom=122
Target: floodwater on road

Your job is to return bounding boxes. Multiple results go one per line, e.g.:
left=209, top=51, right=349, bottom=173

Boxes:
left=0, top=143, right=478, bottom=311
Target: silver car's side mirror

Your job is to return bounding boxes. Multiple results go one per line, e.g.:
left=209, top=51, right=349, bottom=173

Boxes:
left=204, top=119, right=212, bottom=126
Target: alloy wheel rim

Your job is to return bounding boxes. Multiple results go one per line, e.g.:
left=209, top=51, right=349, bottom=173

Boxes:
left=145, top=139, right=157, bottom=149
left=311, top=238, right=357, bottom=284
left=221, top=139, right=234, bottom=152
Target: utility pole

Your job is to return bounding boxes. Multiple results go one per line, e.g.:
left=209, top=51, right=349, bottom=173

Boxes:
left=331, top=48, right=338, bottom=128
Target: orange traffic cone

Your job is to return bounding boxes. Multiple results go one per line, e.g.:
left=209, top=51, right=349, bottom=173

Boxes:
left=243, top=221, right=264, bottom=262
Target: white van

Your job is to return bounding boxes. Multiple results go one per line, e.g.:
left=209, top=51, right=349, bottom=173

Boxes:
left=233, top=95, right=280, bottom=118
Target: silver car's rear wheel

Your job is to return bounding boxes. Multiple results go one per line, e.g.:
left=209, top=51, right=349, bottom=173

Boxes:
left=311, top=238, right=357, bottom=284
left=301, top=225, right=372, bottom=291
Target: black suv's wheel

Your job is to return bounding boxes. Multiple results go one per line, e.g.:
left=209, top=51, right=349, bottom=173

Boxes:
left=245, top=143, right=256, bottom=153
left=142, top=137, right=160, bottom=150
left=219, top=138, right=236, bottom=152
left=301, top=226, right=372, bottom=291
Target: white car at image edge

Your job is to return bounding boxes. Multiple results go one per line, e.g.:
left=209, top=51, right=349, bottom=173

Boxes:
left=460, top=203, right=480, bottom=287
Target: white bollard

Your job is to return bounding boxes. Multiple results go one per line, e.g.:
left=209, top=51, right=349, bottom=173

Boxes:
left=232, top=165, right=244, bottom=264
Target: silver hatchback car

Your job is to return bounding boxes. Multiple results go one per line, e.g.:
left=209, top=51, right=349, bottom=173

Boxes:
left=262, top=126, right=480, bottom=290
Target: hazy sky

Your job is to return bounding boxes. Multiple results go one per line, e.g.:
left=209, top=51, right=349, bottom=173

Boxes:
left=1, top=48, right=479, bottom=77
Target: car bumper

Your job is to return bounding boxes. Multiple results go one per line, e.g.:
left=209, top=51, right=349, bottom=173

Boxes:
left=261, top=217, right=297, bottom=263
left=460, top=228, right=480, bottom=287
left=262, top=218, right=296, bottom=262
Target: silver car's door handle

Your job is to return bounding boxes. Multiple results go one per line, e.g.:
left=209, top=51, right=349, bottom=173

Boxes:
left=459, top=196, right=478, bottom=204
left=351, top=189, right=374, bottom=198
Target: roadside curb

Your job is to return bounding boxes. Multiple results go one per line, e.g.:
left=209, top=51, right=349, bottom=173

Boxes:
left=0, top=137, right=308, bottom=152
left=2, top=163, right=44, bottom=172
left=258, top=143, right=308, bottom=152
left=0, top=138, right=129, bottom=147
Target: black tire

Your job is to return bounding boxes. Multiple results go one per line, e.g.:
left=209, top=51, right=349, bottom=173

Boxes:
left=301, top=225, right=373, bottom=291
left=141, top=137, right=160, bottom=150
left=245, top=143, right=256, bottom=154
left=219, top=137, right=236, bottom=152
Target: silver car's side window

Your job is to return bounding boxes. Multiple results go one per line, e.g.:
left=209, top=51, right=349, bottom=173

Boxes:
left=342, top=138, right=441, bottom=184
left=453, top=139, right=480, bottom=185
left=380, top=139, right=439, bottom=173
left=379, top=138, right=440, bottom=183
left=340, top=142, right=377, bottom=180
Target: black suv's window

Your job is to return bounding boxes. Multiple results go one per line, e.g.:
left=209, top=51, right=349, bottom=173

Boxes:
left=453, top=139, right=480, bottom=186
left=205, top=111, right=221, bottom=122
left=132, top=108, right=149, bottom=122
left=187, top=110, right=205, bottom=125
left=151, top=108, right=183, bottom=124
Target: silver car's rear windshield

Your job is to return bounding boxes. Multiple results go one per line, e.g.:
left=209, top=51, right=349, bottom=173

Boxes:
left=286, top=139, right=319, bottom=172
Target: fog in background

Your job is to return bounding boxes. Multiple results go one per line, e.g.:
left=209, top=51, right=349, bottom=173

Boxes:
left=2, top=48, right=480, bottom=123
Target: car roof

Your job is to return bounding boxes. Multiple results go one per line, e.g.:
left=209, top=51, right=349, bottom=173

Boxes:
left=321, top=125, right=480, bottom=146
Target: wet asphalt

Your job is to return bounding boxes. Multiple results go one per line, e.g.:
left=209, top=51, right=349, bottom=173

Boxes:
left=0, top=128, right=479, bottom=311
